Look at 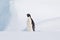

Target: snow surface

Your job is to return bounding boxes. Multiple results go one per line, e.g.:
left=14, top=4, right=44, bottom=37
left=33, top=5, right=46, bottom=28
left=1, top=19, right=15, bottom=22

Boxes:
left=0, top=0, right=60, bottom=32
left=14, top=0, right=60, bottom=32
left=0, top=0, right=60, bottom=40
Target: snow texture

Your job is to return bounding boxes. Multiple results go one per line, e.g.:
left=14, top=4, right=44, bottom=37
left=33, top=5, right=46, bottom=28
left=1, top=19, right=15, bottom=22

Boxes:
left=0, top=0, right=60, bottom=40
left=14, top=0, right=60, bottom=32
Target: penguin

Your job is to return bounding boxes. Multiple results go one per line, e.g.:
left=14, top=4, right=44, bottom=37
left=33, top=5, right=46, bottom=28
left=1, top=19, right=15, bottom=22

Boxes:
left=27, top=13, right=35, bottom=31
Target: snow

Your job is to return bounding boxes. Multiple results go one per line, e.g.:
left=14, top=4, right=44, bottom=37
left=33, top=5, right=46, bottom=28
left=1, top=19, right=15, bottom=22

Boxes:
left=14, top=0, right=60, bottom=39
left=39, top=17, right=60, bottom=32
left=0, top=0, right=60, bottom=40
left=0, top=0, right=60, bottom=32
left=14, top=0, right=60, bottom=32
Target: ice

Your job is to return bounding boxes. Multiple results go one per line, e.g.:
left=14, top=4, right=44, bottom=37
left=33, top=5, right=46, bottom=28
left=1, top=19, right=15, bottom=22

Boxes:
left=15, top=0, right=60, bottom=32
left=0, top=0, right=10, bottom=31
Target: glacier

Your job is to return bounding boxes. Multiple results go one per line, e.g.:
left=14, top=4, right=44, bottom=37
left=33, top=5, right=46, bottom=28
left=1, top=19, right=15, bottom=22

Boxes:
left=0, top=0, right=11, bottom=31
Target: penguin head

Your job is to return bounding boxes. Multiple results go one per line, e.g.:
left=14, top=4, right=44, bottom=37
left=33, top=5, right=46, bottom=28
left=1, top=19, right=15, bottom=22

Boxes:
left=27, top=13, right=31, bottom=17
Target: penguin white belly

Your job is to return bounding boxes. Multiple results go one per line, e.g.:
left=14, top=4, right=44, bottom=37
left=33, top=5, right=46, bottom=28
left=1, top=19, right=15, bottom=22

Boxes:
left=27, top=17, right=33, bottom=31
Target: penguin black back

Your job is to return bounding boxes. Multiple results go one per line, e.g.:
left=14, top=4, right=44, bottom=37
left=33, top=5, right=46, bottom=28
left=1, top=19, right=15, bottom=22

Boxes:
left=31, top=18, right=35, bottom=31
left=27, top=14, right=35, bottom=31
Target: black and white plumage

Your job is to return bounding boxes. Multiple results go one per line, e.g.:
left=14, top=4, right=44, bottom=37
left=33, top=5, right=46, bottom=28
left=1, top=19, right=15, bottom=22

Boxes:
left=27, top=14, right=35, bottom=31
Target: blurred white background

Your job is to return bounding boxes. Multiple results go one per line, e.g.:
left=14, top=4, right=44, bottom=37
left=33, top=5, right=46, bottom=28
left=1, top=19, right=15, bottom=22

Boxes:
left=0, top=0, right=60, bottom=40
left=13, top=0, right=60, bottom=32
